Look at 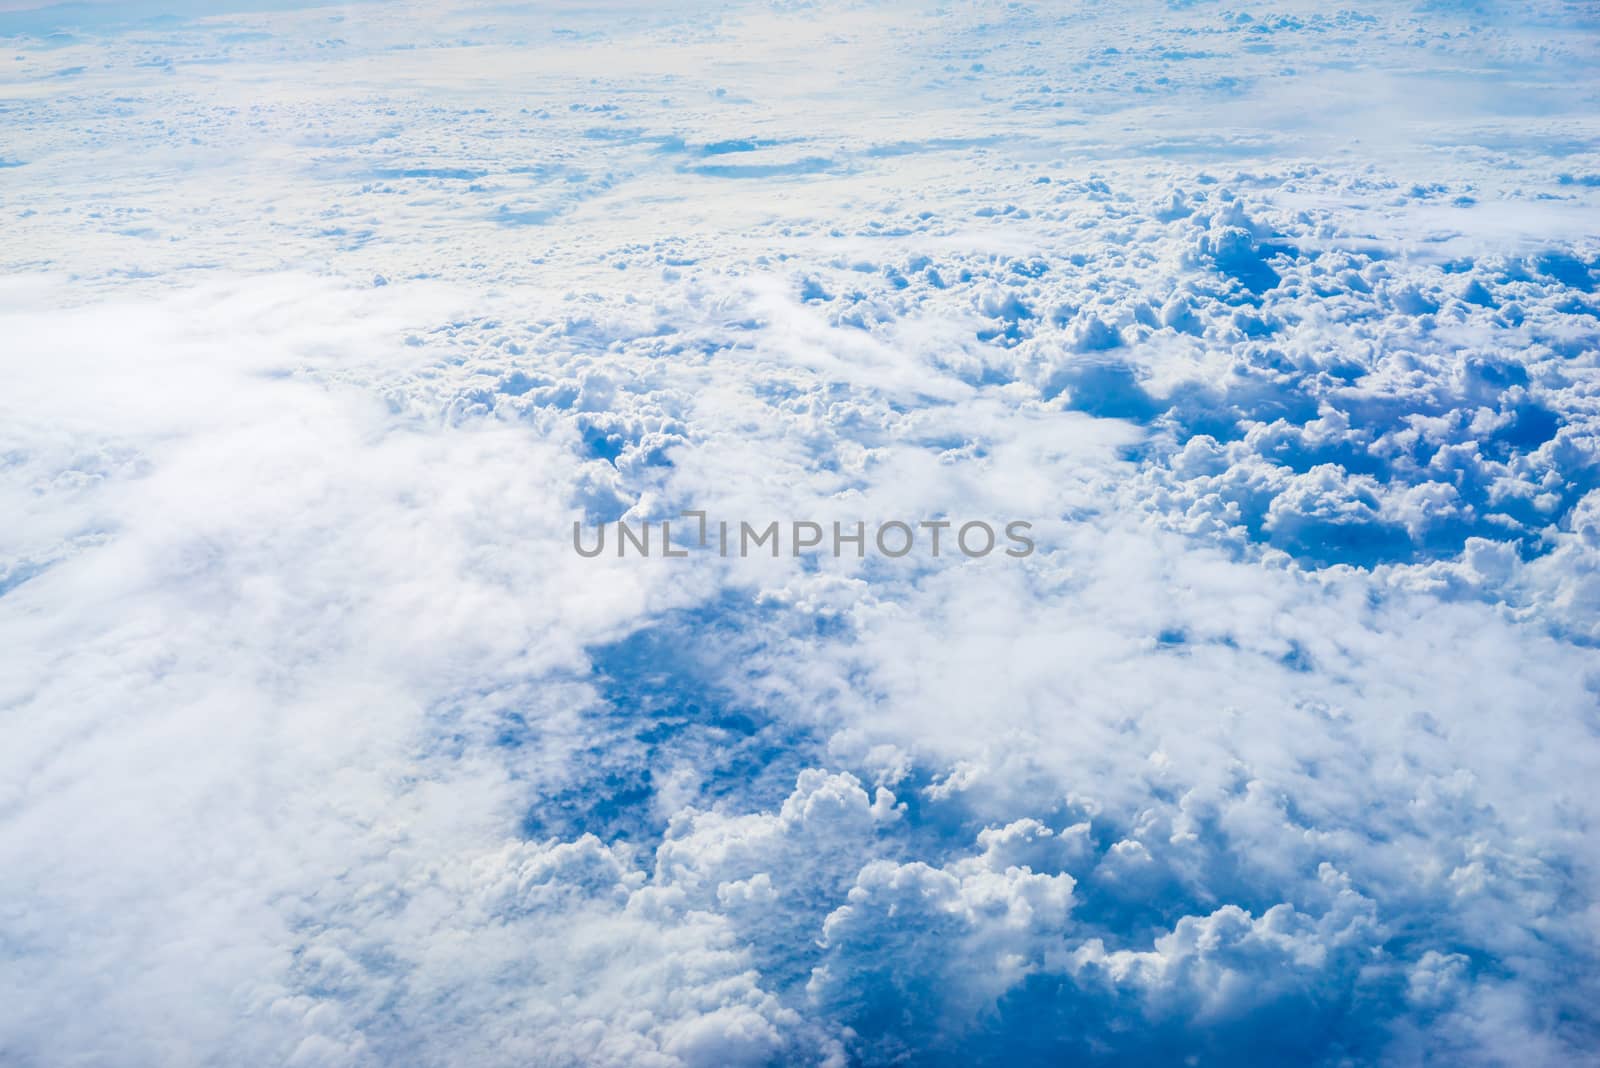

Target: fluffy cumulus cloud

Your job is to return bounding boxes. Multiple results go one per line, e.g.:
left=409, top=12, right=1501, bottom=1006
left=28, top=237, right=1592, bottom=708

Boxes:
left=1, top=0, right=1598, bottom=1065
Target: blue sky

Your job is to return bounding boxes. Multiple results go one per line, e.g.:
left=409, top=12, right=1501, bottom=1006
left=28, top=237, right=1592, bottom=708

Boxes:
left=1, top=1, right=1598, bottom=1065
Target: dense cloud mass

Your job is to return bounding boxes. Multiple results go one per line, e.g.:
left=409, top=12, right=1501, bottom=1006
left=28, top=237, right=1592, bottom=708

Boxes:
left=1, top=0, right=1598, bottom=1065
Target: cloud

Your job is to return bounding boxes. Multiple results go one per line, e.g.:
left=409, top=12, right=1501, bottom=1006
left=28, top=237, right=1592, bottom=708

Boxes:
left=3, top=0, right=1599, bottom=1065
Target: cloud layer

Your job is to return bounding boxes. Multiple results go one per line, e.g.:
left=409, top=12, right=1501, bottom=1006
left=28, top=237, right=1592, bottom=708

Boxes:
left=2, top=1, right=1598, bottom=1065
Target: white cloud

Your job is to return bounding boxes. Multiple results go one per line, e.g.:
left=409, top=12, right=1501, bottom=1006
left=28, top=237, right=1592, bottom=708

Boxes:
left=3, top=0, right=1599, bottom=1064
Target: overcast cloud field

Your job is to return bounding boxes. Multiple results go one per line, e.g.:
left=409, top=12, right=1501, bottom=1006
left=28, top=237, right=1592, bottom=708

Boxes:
left=2, top=1, right=1599, bottom=1065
